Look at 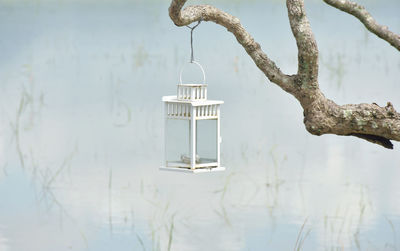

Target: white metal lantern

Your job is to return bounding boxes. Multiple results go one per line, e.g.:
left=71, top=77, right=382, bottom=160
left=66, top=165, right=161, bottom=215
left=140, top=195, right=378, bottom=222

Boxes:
left=161, top=61, right=225, bottom=173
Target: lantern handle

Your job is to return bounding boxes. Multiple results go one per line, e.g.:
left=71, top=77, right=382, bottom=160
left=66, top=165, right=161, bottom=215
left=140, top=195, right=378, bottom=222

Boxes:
left=179, top=61, right=206, bottom=85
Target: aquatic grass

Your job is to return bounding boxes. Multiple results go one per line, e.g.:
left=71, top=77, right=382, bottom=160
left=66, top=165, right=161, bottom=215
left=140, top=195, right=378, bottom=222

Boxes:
left=213, top=171, right=236, bottom=202
left=45, top=150, right=76, bottom=188
left=241, top=173, right=261, bottom=207
left=136, top=233, right=146, bottom=251
left=294, top=217, right=311, bottom=251
left=214, top=204, right=232, bottom=228
left=11, top=91, right=28, bottom=169
left=9, top=65, right=45, bottom=170
left=26, top=147, right=89, bottom=249
left=320, top=52, right=346, bottom=90
left=36, top=174, right=89, bottom=248
left=320, top=185, right=373, bottom=250
left=139, top=182, right=179, bottom=251
left=385, top=216, right=398, bottom=250
left=109, top=167, right=113, bottom=234
left=167, top=215, right=175, bottom=251
left=265, top=145, right=286, bottom=218
left=1, top=163, right=7, bottom=176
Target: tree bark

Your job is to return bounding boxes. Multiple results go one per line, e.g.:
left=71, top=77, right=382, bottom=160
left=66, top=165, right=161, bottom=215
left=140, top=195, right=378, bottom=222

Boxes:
left=323, top=0, right=400, bottom=52
left=168, top=0, right=400, bottom=149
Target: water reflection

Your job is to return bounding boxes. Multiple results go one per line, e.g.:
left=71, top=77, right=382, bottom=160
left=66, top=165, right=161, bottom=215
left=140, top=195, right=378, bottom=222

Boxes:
left=0, top=0, right=400, bottom=250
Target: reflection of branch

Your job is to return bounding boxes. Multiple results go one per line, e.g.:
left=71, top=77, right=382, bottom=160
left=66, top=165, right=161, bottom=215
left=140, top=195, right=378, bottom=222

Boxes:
left=323, top=0, right=400, bottom=51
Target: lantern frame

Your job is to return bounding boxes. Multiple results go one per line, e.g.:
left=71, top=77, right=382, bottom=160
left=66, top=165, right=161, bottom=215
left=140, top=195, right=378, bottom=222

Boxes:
left=160, top=62, right=225, bottom=173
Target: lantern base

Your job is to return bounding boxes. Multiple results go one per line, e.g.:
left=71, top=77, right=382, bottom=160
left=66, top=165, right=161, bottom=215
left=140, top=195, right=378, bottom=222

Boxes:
left=159, top=166, right=225, bottom=173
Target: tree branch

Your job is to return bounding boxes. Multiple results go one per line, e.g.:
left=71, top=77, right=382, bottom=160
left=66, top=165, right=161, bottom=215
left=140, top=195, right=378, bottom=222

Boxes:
left=323, top=0, right=400, bottom=51
left=286, top=0, right=319, bottom=88
left=168, top=0, right=400, bottom=149
left=169, top=0, right=295, bottom=94
left=303, top=100, right=400, bottom=149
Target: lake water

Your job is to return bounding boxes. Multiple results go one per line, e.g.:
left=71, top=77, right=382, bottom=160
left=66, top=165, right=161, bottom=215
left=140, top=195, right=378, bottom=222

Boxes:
left=0, top=0, right=400, bottom=250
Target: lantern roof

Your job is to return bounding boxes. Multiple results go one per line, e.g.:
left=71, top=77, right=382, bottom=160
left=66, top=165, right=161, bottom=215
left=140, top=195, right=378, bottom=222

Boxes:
left=177, top=83, right=207, bottom=87
left=162, top=95, right=223, bottom=106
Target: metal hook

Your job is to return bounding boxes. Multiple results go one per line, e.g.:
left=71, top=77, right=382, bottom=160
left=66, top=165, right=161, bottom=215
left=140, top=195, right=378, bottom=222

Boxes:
left=186, top=19, right=202, bottom=63
left=179, top=60, right=206, bottom=85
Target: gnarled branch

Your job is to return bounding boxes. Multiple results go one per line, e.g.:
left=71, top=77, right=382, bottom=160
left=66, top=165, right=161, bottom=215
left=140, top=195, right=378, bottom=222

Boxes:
left=303, top=100, right=400, bottom=149
left=169, top=0, right=296, bottom=96
left=168, top=0, right=400, bottom=149
left=323, top=0, right=400, bottom=51
left=286, top=0, right=319, bottom=87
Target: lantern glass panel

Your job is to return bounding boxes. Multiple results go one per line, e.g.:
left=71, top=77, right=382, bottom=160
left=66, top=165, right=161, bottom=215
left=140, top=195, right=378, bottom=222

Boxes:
left=196, top=120, right=217, bottom=163
left=165, top=119, right=189, bottom=165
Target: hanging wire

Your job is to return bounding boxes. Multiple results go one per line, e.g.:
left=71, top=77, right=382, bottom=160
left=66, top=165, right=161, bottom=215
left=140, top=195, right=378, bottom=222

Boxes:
left=186, top=19, right=202, bottom=63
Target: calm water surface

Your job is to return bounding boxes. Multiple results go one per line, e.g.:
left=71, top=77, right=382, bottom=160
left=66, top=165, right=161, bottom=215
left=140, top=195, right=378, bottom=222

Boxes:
left=0, top=0, right=400, bottom=250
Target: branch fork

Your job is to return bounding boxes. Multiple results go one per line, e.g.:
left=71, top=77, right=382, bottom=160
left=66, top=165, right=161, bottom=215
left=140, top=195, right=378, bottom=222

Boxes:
left=169, top=0, right=400, bottom=149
